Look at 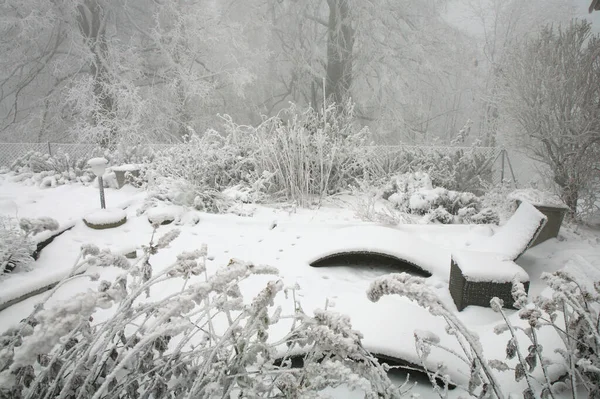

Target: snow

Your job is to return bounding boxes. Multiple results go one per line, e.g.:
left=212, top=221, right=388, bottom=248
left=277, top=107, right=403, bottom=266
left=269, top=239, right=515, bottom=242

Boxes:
left=87, top=157, right=108, bottom=168
left=111, top=163, right=141, bottom=172
left=452, top=250, right=529, bottom=283
left=467, top=201, right=547, bottom=260
left=508, top=189, right=569, bottom=209
left=1, top=175, right=600, bottom=397
left=83, top=208, right=127, bottom=225
left=146, top=204, right=185, bottom=224
left=299, top=224, right=449, bottom=278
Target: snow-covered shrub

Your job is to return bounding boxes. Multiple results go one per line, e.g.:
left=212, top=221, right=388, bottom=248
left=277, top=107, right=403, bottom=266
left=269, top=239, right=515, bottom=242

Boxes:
left=9, top=151, right=94, bottom=187
left=367, top=264, right=600, bottom=399
left=371, top=142, right=495, bottom=195
left=0, top=216, right=59, bottom=276
left=101, top=142, right=156, bottom=166
left=382, top=172, right=497, bottom=224
left=148, top=130, right=259, bottom=212
left=253, top=101, right=370, bottom=206
left=422, top=206, right=454, bottom=224
left=0, top=231, right=409, bottom=398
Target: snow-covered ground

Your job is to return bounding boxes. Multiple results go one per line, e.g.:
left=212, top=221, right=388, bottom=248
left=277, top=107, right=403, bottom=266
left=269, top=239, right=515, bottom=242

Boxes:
left=1, top=173, right=600, bottom=397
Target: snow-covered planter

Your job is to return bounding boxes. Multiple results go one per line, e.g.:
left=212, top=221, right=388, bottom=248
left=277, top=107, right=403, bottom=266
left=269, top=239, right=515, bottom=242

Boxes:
left=509, top=189, right=569, bottom=246
left=449, top=251, right=529, bottom=311
left=111, top=164, right=141, bottom=188
left=83, top=209, right=127, bottom=230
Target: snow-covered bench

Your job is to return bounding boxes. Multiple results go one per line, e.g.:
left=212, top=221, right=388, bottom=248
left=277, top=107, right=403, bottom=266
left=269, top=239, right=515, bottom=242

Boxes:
left=306, top=201, right=547, bottom=281
left=449, top=250, right=529, bottom=311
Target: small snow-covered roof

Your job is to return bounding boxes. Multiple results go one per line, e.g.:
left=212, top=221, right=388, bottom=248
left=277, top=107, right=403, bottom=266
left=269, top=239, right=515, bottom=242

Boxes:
left=452, top=250, right=529, bottom=283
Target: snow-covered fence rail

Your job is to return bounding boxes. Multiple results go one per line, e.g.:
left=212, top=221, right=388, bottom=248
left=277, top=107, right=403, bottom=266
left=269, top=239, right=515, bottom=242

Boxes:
left=0, top=142, right=99, bottom=168
left=0, top=142, right=176, bottom=169
left=0, top=143, right=50, bottom=167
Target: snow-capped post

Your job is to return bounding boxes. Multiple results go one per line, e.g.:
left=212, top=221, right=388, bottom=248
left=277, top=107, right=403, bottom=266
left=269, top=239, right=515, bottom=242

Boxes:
left=88, top=157, right=109, bottom=209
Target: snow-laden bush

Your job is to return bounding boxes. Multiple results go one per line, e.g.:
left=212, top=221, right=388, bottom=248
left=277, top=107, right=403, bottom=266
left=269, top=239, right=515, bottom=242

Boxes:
left=0, top=216, right=59, bottom=276
left=368, top=143, right=495, bottom=195
left=149, top=102, right=372, bottom=210
left=367, top=262, right=600, bottom=399
left=0, top=231, right=409, bottom=398
left=9, top=151, right=93, bottom=187
left=148, top=130, right=261, bottom=212
left=382, top=172, right=498, bottom=224
left=100, top=142, right=156, bottom=167
left=252, top=101, right=370, bottom=207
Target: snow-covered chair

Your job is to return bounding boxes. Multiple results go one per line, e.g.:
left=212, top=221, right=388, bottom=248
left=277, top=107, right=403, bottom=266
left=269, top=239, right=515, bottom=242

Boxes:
left=306, top=201, right=547, bottom=281
left=449, top=250, right=530, bottom=311
left=465, top=201, right=547, bottom=261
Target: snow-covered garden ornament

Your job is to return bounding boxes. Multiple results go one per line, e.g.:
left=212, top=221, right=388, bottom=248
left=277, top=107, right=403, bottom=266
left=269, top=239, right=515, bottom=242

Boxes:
left=87, top=157, right=109, bottom=209
left=84, top=158, right=127, bottom=229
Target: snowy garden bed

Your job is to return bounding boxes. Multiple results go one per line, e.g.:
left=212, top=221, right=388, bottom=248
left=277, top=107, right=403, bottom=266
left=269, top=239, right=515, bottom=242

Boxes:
left=0, top=175, right=599, bottom=397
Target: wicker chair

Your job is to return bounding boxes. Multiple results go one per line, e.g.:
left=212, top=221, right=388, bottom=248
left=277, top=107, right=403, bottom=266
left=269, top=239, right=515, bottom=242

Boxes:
left=449, top=251, right=529, bottom=311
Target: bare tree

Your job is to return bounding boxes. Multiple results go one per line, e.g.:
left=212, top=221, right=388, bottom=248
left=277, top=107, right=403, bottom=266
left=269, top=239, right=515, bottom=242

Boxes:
left=0, top=0, right=257, bottom=145
left=465, top=0, right=571, bottom=146
left=261, top=0, right=473, bottom=142
left=499, top=20, right=600, bottom=215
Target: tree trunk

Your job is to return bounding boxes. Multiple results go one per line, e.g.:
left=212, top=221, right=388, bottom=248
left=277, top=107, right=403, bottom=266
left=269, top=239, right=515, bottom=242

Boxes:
left=77, top=0, right=117, bottom=149
left=555, top=167, right=579, bottom=218
left=325, top=0, right=354, bottom=107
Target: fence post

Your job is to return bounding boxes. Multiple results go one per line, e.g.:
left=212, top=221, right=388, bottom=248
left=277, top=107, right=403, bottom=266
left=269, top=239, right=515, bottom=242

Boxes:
left=47, top=142, right=52, bottom=157
left=504, top=150, right=518, bottom=188
left=500, top=149, right=505, bottom=183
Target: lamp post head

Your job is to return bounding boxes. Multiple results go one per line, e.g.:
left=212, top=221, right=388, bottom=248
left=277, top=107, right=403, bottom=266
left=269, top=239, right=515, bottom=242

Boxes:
left=88, top=157, right=109, bottom=177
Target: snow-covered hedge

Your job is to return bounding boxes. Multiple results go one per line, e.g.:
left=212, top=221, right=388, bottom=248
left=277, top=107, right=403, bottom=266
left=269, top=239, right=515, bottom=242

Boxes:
left=382, top=172, right=499, bottom=224
left=148, top=102, right=372, bottom=211
left=147, top=130, right=260, bottom=212
left=9, top=151, right=93, bottom=187
left=370, top=144, right=495, bottom=195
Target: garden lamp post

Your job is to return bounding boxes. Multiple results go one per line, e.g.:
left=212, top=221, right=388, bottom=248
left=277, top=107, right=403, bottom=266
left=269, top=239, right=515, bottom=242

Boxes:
left=88, top=157, right=109, bottom=209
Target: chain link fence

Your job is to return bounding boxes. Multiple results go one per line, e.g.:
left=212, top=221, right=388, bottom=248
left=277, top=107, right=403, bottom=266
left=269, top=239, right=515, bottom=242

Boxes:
left=0, top=142, right=546, bottom=190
